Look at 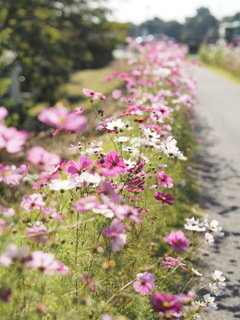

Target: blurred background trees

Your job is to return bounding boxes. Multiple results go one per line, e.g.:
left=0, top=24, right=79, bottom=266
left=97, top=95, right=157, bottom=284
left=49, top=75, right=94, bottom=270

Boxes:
left=0, top=0, right=129, bottom=107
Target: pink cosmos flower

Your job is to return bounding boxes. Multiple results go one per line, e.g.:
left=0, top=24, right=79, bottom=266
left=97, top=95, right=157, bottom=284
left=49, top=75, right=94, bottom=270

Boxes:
left=74, top=196, right=100, bottom=213
left=83, top=88, right=106, bottom=100
left=133, top=272, right=155, bottom=296
left=65, top=156, right=92, bottom=177
left=98, top=151, right=126, bottom=176
left=98, top=181, right=123, bottom=203
left=156, top=171, right=173, bottom=188
left=0, top=107, right=8, bottom=122
left=27, top=146, right=60, bottom=170
left=176, top=291, right=196, bottom=303
left=0, top=205, right=15, bottom=217
left=160, top=257, right=186, bottom=269
left=112, top=89, right=122, bottom=100
left=20, top=193, right=46, bottom=211
left=0, top=244, right=29, bottom=266
left=0, top=124, right=29, bottom=153
left=40, top=206, right=64, bottom=221
left=26, top=251, right=68, bottom=275
left=102, top=219, right=126, bottom=252
left=25, top=225, right=48, bottom=243
left=154, top=192, right=174, bottom=205
left=165, top=230, right=189, bottom=252
left=151, top=292, right=183, bottom=318
left=38, top=104, right=87, bottom=134
left=82, top=273, right=97, bottom=291
left=0, top=163, right=28, bottom=185
left=114, top=204, right=142, bottom=223
left=32, top=179, right=49, bottom=190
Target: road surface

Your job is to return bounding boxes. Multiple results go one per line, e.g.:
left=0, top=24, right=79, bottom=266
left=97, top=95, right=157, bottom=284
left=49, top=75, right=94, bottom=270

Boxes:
left=194, top=66, right=240, bottom=319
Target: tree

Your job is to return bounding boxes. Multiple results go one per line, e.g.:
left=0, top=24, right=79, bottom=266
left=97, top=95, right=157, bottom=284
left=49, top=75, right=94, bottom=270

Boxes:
left=181, top=7, right=218, bottom=42
left=0, top=0, right=115, bottom=105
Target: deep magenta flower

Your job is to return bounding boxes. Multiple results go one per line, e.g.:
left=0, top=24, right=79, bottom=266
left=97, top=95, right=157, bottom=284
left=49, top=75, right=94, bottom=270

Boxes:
left=102, top=219, right=126, bottom=252
left=133, top=272, right=155, bottom=296
left=65, top=156, right=92, bottom=177
left=151, top=292, right=183, bottom=317
left=154, top=192, right=174, bottom=205
left=165, top=230, right=189, bottom=252
left=100, top=151, right=126, bottom=169
left=98, top=151, right=126, bottom=176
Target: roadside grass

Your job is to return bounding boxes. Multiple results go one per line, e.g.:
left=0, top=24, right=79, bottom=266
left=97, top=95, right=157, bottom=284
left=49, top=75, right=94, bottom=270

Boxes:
left=198, top=45, right=240, bottom=86
left=199, top=61, right=240, bottom=86
left=28, top=60, right=128, bottom=118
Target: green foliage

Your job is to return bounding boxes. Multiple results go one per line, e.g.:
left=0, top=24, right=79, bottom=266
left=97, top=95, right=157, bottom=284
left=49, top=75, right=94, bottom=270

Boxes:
left=0, top=0, right=119, bottom=106
left=199, top=44, right=240, bottom=82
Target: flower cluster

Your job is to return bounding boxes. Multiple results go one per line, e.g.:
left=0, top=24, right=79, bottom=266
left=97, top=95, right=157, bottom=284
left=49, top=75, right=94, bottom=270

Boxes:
left=0, top=39, right=226, bottom=320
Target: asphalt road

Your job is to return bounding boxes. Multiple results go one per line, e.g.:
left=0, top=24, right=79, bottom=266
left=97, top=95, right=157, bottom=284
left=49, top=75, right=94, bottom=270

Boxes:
left=194, top=66, right=240, bottom=319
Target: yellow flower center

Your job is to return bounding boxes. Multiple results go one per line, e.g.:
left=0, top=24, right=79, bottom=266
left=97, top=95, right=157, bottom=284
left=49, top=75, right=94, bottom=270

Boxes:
left=59, top=116, right=66, bottom=123
left=162, top=301, right=170, bottom=308
left=3, top=171, right=12, bottom=176
left=162, top=197, right=166, bottom=200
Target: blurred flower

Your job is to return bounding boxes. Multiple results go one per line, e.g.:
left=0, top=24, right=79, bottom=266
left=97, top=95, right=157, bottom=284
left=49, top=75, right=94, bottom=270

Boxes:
left=20, top=193, right=46, bottom=211
left=102, top=219, right=126, bottom=252
left=0, top=124, right=29, bottom=153
left=133, top=272, right=155, bottom=296
left=165, top=230, right=189, bottom=252
left=27, top=146, right=60, bottom=171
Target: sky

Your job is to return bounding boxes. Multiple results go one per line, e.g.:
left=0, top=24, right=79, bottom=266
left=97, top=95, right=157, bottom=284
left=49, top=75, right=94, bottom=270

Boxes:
left=108, top=0, right=240, bottom=24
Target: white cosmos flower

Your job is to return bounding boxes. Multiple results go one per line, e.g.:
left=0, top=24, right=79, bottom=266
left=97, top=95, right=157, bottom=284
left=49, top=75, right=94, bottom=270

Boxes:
left=153, top=67, right=171, bottom=77
left=203, top=294, right=218, bottom=310
left=191, top=268, right=203, bottom=277
left=195, top=300, right=206, bottom=307
left=124, top=159, right=136, bottom=169
left=205, top=219, right=224, bottom=236
left=143, top=128, right=160, bottom=140
left=93, top=204, right=114, bottom=218
left=213, top=270, right=226, bottom=289
left=204, top=232, right=215, bottom=246
left=106, top=119, right=125, bottom=131
left=83, top=147, right=103, bottom=155
left=130, top=137, right=142, bottom=149
left=73, top=172, right=103, bottom=187
left=209, top=283, right=223, bottom=296
left=114, top=136, right=129, bottom=143
left=161, top=136, right=186, bottom=159
left=49, top=179, right=76, bottom=191
left=184, top=217, right=206, bottom=232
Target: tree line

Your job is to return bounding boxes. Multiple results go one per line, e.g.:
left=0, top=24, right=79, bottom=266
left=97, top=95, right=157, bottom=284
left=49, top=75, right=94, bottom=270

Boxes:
left=128, top=7, right=240, bottom=47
